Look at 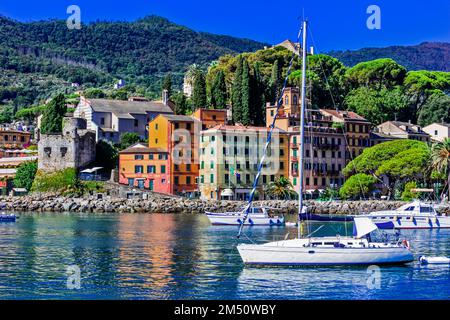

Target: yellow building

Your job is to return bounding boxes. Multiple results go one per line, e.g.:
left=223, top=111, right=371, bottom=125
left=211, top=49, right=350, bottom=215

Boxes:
left=199, top=124, right=289, bottom=200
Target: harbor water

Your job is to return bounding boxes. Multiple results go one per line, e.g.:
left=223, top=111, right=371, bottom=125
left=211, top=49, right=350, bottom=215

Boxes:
left=0, top=213, right=449, bottom=299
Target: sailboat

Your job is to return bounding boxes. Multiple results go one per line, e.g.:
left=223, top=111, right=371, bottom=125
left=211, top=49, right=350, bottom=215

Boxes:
left=237, top=20, right=414, bottom=266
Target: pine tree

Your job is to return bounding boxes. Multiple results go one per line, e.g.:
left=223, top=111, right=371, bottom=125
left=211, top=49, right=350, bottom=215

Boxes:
left=241, top=60, right=251, bottom=126
left=212, top=70, right=227, bottom=109
left=162, top=73, right=172, bottom=98
left=172, top=92, right=188, bottom=115
left=231, top=56, right=244, bottom=124
left=40, top=94, right=67, bottom=134
left=192, top=71, right=207, bottom=108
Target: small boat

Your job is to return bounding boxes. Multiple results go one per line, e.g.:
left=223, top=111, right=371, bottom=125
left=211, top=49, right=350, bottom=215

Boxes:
left=0, top=213, right=17, bottom=222
left=419, top=256, right=450, bottom=265
left=359, top=201, right=450, bottom=229
left=206, top=206, right=284, bottom=226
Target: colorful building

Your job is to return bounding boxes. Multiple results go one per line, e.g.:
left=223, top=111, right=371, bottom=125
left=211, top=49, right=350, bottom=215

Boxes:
left=198, top=124, right=289, bottom=200
left=119, top=143, right=170, bottom=192
left=192, top=108, right=227, bottom=130
left=265, top=87, right=302, bottom=131
left=289, top=110, right=346, bottom=193
left=376, top=120, right=431, bottom=144
left=0, top=130, right=32, bottom=149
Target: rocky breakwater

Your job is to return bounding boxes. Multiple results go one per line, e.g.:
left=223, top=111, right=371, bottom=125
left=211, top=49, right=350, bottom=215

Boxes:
left=1, top=194, right=450, bottom=215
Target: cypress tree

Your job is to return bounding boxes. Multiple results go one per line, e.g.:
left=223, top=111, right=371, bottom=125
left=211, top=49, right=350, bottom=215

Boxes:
left=241, top=59, right=251, bottom=126
left=251, top=62, right=266, bottom=126
left=192, top=71, right=207, bottom=108
left=269, top=59, right=282, bottom=104
left=212, top=70, right=227, bottom=109
left=231, top=56, right=243, bottom=124
left=40, top=93, right=67, bottom=134
left=162, top=73, right=173, bottom=98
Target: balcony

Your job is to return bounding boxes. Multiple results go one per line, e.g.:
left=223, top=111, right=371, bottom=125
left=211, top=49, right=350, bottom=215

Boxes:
left=290, top=143, right=299, bottom=149
left=291, top=156, right=299, bottom=162
left=312, top=142, right=341, bottom=150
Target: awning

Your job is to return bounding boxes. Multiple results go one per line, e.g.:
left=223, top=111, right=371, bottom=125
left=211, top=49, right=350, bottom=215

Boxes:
left=221, top=189, right=234, bottom=197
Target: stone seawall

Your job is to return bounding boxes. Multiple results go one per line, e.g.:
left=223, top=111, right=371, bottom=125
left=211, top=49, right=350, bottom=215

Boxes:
left=2, top=194, right=450, bottom=215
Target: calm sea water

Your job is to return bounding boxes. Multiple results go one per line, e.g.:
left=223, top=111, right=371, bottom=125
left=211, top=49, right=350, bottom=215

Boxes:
left=0, top=213, right=449, bottom=300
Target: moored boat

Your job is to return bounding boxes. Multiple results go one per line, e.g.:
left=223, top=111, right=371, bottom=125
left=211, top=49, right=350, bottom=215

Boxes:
left=206, top=206, right=284, bottom=226
left=359, top=201, right=450, bottom=229
left=0, top=213, right=17, bottom=222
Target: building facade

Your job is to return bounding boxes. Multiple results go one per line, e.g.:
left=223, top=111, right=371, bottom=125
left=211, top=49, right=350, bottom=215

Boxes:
left=38, top=118, right=96, bottom=172
left=0, top=130, right=32, bottom=149
left=118, top=143, right=170, bottom=191
left=422, top=122, right=450, bottom=142
left=376, top=121, right=431, bottom=143
left=199, top=124, right=289, bottom=201
left=289, top=110, right=346, bottom=192
left=74, top=94, right=173, bottom=143
left=192, top=108, right=227, bottom=130
left=266, top=87, right=301, bottom=131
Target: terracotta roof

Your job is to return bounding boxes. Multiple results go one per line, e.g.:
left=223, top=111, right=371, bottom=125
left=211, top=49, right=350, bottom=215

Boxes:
left=320, top=109, right=368, bottom=122
left=160, top=114, right=199, bottom=122
left=119, top=143, right=167, bottom=154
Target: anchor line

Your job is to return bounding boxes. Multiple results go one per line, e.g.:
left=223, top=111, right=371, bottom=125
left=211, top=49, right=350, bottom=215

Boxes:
left=237, top=24, right=303, bottom=239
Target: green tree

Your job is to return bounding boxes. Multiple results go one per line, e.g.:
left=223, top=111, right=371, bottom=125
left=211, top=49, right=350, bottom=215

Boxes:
left=269, top=59, right=282, bottom=104
left=250, top=62, right=266, bottom=125
left=120, top=132, right=142, bottom=150
left=13, top=161, right=38, bottom=191
left=96, top=140, right=118, bottom=170
left=84, top=88, right=106, bottom=99
left=345, top=86, right=409, bottom=125
left=344, top=139, right=430, bottom=198
left=345, top=58, right=407, bottom=89
left=339, top=173, right=377, bottom=200
left=430, top=138, right=450, bottom=199
left=266, top=176, right=297, bottom=199
left=172, top=92, right=189, bottom=115
left=211, top=70, right=227, bottom=109
left=240, top=59, right=251, bottom=125
left=40, top=93, right=67, bottom=134
left=162, top=73, right=173, bottom=98
left=192, top=71, right=207, bottom=108
left=417, top=92, right=450, bottom=126
left=231, top=56, right=244, bottom=124
left=401, top=181, right=418, bottom=201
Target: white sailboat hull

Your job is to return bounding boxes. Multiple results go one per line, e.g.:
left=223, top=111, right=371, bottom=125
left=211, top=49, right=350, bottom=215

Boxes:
left=362, top=213, right=450, bottom=230
left=238, top=239, right=414, bottom=266
left=206, top=212, right=284, bottom=226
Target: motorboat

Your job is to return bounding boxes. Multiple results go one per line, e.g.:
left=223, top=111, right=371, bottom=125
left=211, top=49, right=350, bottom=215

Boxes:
left=359, top=201, right=450, bottom=229
left=206, top=206, right=285, bottom=226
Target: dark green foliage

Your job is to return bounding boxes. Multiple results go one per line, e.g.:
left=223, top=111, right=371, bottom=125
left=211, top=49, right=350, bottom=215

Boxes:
left=14, top=161, right=38, bottom=191
left=417, top=92, right=450, bottom=126
left=172, top=92, right=189, bottom=115
left=329, top=42, right=450, bottom=72
left=339, top=174, right=377, bottom=199
left=241, top=60, right=251, bottom=125
left=211, top=70, right=227, bottom=109
left=231, top=56, right=244, bottom=124
left=120, top=132, right=142, bottom=150
left=192, top=71, right=207, bottom=108
left=250, top=62, right=266, bottom=126
left=40, top=94, right=67, bottom=134
left=162, top=74, right=173, bottom=98
left=269, top=59, right=282, bottom=104
left=96, top=140, right=118, bottom=170
left=84, top=88, right=106, bottom=99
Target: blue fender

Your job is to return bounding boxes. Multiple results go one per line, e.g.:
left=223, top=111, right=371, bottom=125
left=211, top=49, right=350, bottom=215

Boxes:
left=248, top=218, right=254, bottom=225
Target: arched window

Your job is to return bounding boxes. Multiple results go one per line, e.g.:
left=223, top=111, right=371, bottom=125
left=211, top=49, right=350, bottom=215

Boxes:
left=293, top=95, right=298, bottom=105
left=285, top=95, right=289, bottom=105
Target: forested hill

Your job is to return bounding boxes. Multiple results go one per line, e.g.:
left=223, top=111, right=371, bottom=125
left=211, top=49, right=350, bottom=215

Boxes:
left=329, top=42, right=450, bottom=72
left=0, top=15, right=267, bottom=86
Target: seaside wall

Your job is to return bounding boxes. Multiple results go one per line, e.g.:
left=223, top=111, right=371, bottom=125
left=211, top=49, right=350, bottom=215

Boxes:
left=2, top=194, right=449, bottom=215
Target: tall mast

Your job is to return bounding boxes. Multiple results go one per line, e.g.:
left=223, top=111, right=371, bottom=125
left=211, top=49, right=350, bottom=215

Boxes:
left=298, top=20, right=307, bottom=239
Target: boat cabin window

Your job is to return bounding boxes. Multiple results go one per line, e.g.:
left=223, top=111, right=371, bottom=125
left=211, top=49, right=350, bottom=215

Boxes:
left=324, top=242, right=335, bottom=245
left=252, top=208, right=264, bottom=214
left=404, top=206, right=415, bottom=211
left=420, top=206, right=433, bottom=213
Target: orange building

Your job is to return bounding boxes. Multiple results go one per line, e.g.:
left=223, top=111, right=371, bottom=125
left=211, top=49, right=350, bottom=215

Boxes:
left=192, top=108, right=227, bottom=130
left=119, top=143, right=170, bottom=191
left=0, top=130, right=32, bottom=149
left=265, top=87, right=302, bottom=130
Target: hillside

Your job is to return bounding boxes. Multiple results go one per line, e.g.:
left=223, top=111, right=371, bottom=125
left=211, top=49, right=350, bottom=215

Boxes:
left=0, top=15, right=266, bottom=104
left=329, top=42, right=450, bottom=72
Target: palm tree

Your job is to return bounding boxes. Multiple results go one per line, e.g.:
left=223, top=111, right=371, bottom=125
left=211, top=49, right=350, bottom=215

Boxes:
left=266, top=177, right=297, bottom=200
left=430, top=138, right=450, bottom=200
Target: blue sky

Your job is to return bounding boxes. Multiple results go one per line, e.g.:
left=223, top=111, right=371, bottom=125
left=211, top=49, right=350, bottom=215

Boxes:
left=0, top=0, right=449, bottom=52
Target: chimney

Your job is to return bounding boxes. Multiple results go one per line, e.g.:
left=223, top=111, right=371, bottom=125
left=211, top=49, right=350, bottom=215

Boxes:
left=162, top=89, right=169, bottom=106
